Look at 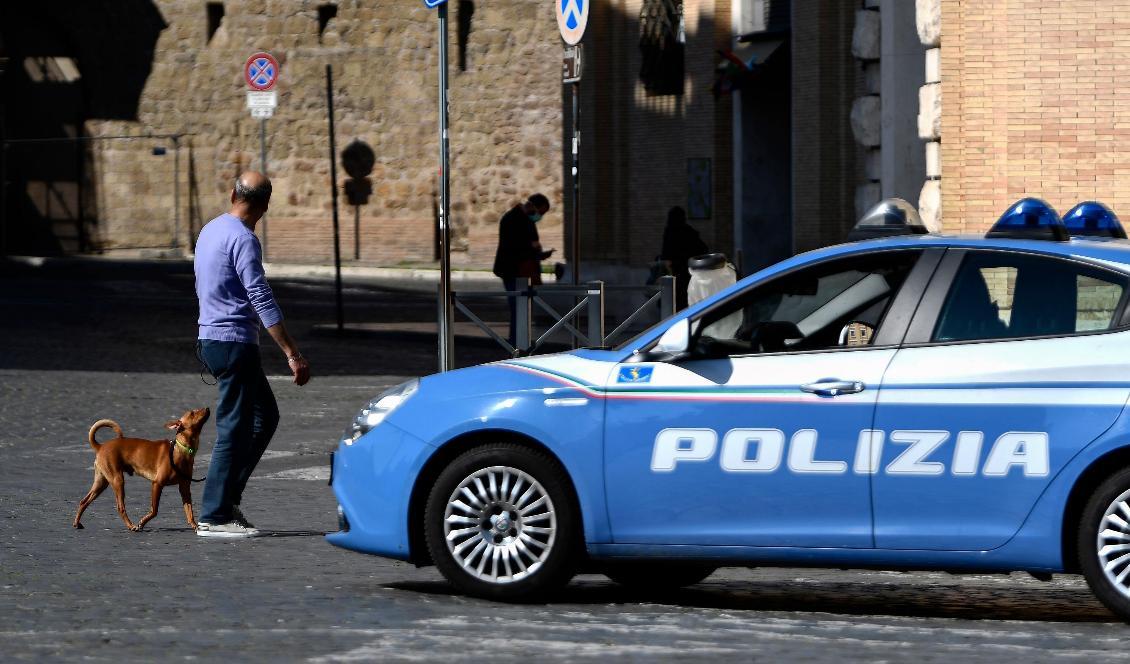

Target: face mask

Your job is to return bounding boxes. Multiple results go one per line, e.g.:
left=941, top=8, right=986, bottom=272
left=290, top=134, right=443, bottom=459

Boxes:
left=529, top=213, right=543, bottom=223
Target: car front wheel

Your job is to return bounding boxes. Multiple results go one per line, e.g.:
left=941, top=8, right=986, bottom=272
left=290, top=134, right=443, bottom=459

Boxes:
left=424, top=443, right=579, bottom=600
left=1078, top=468, right=1130, bottom=622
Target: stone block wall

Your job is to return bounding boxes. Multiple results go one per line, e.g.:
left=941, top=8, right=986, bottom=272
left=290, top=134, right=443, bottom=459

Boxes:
left=85, top=132, right=181, bottom=251
left=937, top=0, right=1130, bottom=234
left=86, top=0, right=565, bottom=267
left=917, top=0, right=941, bottom=231
left=850, top=0, right=927, bottom=230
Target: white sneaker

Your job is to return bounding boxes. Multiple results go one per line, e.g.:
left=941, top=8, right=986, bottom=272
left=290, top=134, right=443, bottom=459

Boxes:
left=232, top=505, right=255, bottom=529
left=196, top=521, right=260, bottom=538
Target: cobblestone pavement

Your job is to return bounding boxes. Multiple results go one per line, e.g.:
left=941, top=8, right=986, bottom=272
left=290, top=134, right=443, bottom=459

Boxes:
left=1, top=257, right=1128, bottom=662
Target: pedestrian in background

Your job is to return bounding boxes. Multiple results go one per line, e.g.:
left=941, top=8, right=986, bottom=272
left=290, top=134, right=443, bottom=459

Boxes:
left=492, top=193, right=554, bottom=349
left=193, top=171, right=311, bottom=538
left=659, top=205, right=708, bottom=310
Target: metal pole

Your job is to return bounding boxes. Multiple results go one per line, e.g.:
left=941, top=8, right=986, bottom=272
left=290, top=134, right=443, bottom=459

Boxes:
left=260, top=118, right=268, bottom=258
left=173, top=135, right=180, bottom=251
left=354, top=205, right=360, bottom=260
left=327, top=65, right=344, bottom=332
left=437, top=3, right=454, bottom=372
left=76, top=124, right=86, bottom=252
left=571, top=57, right=580, bottom=285
left=0, top=141, right=6, bottom=255
left=659, top=274, right=676, bottom=317
left=515, top=277, right=531, bottom=355
left=586, top=280, right=604, bottom=347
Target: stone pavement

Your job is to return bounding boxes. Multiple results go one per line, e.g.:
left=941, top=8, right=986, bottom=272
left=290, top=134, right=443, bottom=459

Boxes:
left=2, top=257, right=1129, bottom=662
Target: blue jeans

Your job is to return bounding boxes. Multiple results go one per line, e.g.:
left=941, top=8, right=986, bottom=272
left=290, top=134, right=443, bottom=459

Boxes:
left=197, top=340, right=279, bottom=524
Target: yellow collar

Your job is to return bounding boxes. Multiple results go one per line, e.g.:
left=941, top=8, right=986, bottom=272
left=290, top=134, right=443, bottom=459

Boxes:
left=172, top=438, right=196, bottom=456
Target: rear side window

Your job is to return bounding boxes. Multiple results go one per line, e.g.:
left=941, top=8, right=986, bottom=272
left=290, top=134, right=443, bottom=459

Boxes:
left=933, top=252, right=1127, bottom=342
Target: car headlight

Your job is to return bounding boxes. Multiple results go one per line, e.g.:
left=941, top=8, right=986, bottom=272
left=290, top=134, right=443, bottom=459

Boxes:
left=344, top=378, right=419, bottom=444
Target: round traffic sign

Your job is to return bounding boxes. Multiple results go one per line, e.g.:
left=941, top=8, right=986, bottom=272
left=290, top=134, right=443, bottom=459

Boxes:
left=556, top=0, right=588, bottom=45
left=245, top=52, right=280, bottom=91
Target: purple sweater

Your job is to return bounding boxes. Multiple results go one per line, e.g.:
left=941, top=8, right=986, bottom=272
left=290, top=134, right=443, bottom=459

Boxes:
left=194, top=213, right=283, bottom=344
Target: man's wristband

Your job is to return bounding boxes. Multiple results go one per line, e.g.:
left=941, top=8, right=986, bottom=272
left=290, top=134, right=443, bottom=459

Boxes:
left=287, top=353, right=303, bottom=362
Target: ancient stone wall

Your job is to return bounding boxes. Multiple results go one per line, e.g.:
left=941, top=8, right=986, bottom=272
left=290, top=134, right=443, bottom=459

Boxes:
left=87, top=0, right=564, bottom=267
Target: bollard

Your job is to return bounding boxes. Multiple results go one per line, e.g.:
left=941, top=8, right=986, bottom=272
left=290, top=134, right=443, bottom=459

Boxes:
left=514, top=277, right=531, bottom=356
left=658, top=275, right=676, bottom=317
left=586, top=281, right=605, bottom=348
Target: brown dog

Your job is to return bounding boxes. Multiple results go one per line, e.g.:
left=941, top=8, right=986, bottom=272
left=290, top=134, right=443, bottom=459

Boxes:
left=73, top=407, right=211, bottom=532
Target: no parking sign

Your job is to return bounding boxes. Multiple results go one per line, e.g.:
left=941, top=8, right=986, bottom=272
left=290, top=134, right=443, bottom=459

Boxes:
left=245, top=52, right=279, bottom=91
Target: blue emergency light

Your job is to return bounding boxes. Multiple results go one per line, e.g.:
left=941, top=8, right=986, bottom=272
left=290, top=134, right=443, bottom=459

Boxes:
left=1062, top=201, right=1126, bottom=239
left=986, top=198, right=1067, bottom=241
left=846, top=198, right=928, bottom=242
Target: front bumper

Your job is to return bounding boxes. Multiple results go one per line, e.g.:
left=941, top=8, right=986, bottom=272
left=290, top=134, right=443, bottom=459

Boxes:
left=324, top=423, right=434, bottom=561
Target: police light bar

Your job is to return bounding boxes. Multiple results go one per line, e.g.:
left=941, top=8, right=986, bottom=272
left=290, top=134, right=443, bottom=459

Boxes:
left=846, top=198, right=928, bottom=242
left=1062, top=201, right=1126, bottom=239
left=986, top=197, right=1067, bottom=241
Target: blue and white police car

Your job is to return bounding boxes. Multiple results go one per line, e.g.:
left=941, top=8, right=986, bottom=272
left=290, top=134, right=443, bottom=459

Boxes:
left=329, top=198, right=1130, bottom=618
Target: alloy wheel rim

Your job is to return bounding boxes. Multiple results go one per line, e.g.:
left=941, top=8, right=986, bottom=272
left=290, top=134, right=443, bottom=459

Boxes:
left=1097, top=488, right=1130, bottom=598
left=443, top=465, right=557, bottom=584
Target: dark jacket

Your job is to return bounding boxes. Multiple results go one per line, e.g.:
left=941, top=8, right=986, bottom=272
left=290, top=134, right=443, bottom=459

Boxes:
left=492, top=205, right=541, bottom=279
left=660, top=221, right=708, bottom=282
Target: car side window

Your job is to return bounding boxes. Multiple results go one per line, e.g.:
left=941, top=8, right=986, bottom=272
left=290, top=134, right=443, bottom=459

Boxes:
left=933, top=252, right=1128, bottom=342
left=690, top=251, right=921, bottom=357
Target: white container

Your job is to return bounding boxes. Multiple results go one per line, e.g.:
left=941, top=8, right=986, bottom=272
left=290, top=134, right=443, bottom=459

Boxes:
left=687, top=253, right=741, bottom=339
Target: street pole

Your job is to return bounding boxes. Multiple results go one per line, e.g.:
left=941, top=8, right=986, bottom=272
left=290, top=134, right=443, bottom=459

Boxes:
left=75, top=123, right=86, bottom=252
left=326, top=65, right=344, bottom=332
left=0, top=140, right=6, bottom=256
left=571, top=68, right=580, bottom=285
left=173, top=135, right=180, bottom=251
left=437, top=2, right=454, bottom=373
left=260, top=118, right=268, bottom=258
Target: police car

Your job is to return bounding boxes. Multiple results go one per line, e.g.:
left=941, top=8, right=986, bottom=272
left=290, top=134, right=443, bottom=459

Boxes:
left=328, top=198, right=1130, bottom=619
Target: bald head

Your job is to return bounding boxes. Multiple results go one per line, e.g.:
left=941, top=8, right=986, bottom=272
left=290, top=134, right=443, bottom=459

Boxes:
left=230, top=171, right=272, bottom=225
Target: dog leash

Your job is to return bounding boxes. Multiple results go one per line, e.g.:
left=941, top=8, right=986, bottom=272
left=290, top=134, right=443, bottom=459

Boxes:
left=194, top=341, right=218, bottom=386
left=168, top=439, right=207, bottom=483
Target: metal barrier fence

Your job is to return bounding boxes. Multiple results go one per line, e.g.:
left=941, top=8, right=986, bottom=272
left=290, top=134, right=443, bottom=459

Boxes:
left=449, top=275, right=676, bottom=357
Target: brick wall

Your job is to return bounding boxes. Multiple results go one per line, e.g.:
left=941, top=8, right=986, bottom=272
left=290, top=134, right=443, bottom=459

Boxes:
left=940, top=0, right=1130, bottom=233
left=83, top=0, right=564, bottom=267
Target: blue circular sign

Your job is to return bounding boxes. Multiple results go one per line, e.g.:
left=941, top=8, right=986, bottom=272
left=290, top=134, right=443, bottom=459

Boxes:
left=557, top=0, right=588, bottom=45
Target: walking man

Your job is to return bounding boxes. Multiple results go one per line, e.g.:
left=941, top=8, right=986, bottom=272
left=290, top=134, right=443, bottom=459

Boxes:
left=194, top=171, right=310, bottom=538
left=492, top=194, right=553, bottom=349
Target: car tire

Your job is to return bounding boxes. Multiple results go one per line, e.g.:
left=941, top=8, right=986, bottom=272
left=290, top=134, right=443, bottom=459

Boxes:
left=602, top=562, right=716, bottom=589
left=1078, top=467, right=1130, bottom=622
left=424, top=443, right=579, bottom=600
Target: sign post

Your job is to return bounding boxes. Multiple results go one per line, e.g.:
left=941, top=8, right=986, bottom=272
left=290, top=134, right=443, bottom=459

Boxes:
left=244, top=52, right=279, bottom=258
left=557, top=0, right=587, bottom=285
left=424, top=0, right=454, bottom=372
left=326, top=64, right=344, bottom=333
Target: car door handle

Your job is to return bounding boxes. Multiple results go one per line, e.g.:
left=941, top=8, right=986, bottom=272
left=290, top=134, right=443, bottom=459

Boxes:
left=800, top=379, right=865, bottom=397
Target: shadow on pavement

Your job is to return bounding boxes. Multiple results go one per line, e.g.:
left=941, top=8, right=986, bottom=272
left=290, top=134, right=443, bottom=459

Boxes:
left=385, top=577, right=1117, bottom=623
left=0, top=256, right=513, bottom=374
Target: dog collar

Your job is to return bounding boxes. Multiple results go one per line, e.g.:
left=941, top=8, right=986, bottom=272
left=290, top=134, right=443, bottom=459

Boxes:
left=172, top=439, right=196, bottom=456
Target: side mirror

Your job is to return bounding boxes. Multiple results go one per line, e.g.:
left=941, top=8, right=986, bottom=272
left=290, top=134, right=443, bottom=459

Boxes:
left=654, top=318, right=691, bottom=355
